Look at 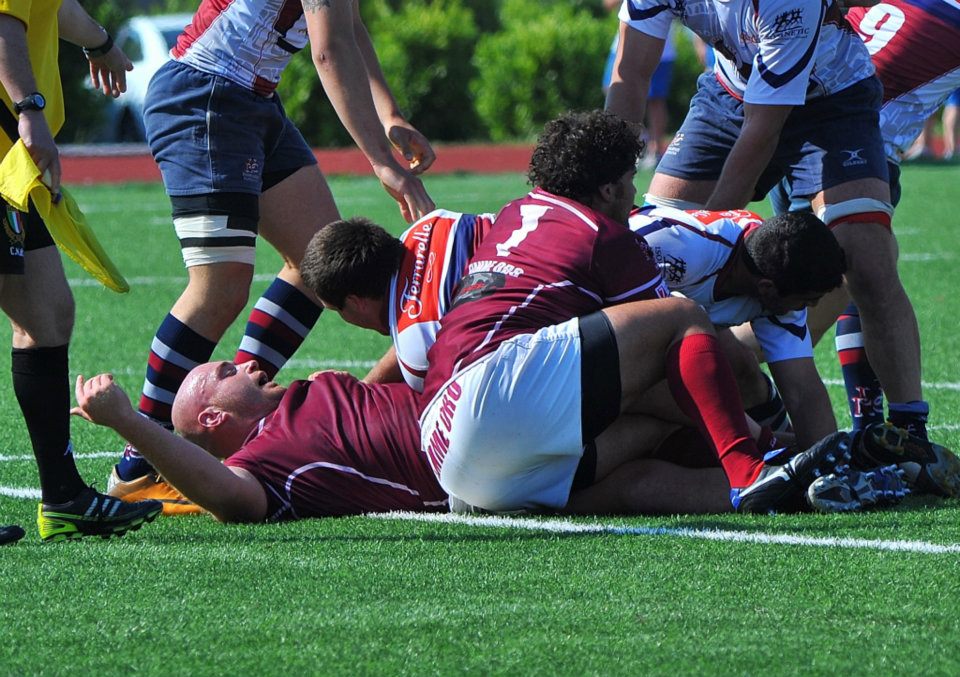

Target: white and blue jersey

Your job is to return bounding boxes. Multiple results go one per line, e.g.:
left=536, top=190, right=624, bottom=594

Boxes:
left=629, top=206, right=813, bottom=363
left=620, top=0, right=874, bottom=104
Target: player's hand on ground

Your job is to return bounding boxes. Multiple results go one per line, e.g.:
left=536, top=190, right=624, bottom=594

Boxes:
left=373, top=162, right=435, bottom=223
left=88, top=44, right=133, bottom=97
left=71, top=374, right=134, bottom=427
left=18, top=111, right=61, bottom=196
left=387, top=123, right=436, bottom=174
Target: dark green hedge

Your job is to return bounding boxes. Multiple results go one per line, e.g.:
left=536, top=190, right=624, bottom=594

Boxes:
left=57, top=0, right=700, bottom=146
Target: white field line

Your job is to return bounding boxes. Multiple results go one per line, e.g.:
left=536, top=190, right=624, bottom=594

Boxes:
left=0, top=451, right=116, bottom=463
left=64, top=251, right=953, bottom=289
left=822, top=378, right=960, bottom=392
left=375, top=511, right=960, bottom=554
left=0, top=486, right=40, bottom=500
left=96, top=359, right=378, bottom=379
left=65, top=273, right=278, bottom=287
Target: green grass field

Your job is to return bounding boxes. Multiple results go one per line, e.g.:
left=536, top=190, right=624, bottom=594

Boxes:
left=1, top=167, right=959, bottom=676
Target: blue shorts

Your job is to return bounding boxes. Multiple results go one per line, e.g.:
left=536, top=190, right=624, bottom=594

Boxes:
left=648, top=59, right=675, bottom=100
left=769, top=161, right=902, bottom=215
left=947, top=88, right=960, bottom=107
left=143, top=59, right=317, bottom=198
left=657, top=73, right=889, bottom=201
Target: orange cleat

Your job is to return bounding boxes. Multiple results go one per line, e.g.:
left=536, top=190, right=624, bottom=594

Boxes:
left=107, top=466, right=204, bottom=516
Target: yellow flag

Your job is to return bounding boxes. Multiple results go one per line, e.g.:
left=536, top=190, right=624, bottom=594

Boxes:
left=0, top=141, right=129, bottom=293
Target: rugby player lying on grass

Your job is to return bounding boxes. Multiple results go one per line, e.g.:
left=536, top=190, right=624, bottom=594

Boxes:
left=73, top=360, right=942, bottom=520
left=72, top=362, right=743, bottom=522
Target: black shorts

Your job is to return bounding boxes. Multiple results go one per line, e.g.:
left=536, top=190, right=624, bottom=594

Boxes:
left=572, top=310, right=622, bottom=491
left=1, top=201, right=55, bottom=275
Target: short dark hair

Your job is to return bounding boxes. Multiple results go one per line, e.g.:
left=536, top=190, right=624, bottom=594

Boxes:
left=528, top=110, right=643, bottom=204
left=745, top=212, right=846, bottom=296
left=299, top=217, right=405, bottom=308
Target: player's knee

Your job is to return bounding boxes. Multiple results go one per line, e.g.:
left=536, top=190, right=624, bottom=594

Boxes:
left=9, top=294, right=74, bottom=347
left=670, top=295, right=713, bottom=335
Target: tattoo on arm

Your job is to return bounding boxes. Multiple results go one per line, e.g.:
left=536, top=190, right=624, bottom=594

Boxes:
left=302, top=0, right=332, bottom=12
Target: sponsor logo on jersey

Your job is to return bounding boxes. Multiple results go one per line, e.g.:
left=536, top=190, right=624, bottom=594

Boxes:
left=771, top=8, right=810, bottom=39
left=841, top=148, right=868, bottom=166
left=466, top=259, right=524, bottom=278
left=654, top=248, right=688, bottom=284
left=400, top=218, right=437, bottom=320
left=452, top=271, right=507, bottom=308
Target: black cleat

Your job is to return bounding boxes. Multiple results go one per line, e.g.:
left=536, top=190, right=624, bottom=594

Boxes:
left=1, top=524, right=25, bottom=545
left=38, top=486, right=161, bottom=542
left=858, top=423, right=960, bottom=497
left=807, top=464, right=910, bottom=512
left=731, top=431, right=851, bottom=514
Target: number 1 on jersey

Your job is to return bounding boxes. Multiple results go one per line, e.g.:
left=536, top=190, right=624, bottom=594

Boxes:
left=496, top=205, right=549, bottom=257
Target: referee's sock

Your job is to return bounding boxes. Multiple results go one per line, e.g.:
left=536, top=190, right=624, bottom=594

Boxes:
left=12, top=345, right=86, bottom=504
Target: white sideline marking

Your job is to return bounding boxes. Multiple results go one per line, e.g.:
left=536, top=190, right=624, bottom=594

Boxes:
left=376, top=511, right=960, bottom=554
left=823, top=378, right=960, bottom=392
left=66, top=273, right=277, bottom=287
left=0, top=451, right=116, bottom=463
left=900, top=252, right=955, bottom=262
left=0, top=486, right=40, bottom=499
left=64, top=251, right=951, bottom=289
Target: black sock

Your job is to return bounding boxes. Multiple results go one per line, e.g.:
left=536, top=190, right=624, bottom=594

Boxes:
left=12, top=346, right=85, bottom=504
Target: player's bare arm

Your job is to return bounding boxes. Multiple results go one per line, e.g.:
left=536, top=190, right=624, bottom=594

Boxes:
left=0, top=13, right=60, bottom=193
left=704, top=103, right=793, bottom=209
left=363, top=345, right=404, bottom=384
left=72, top=374, right=268, bottom=523
left=56, top=0, right=132, bottom=97
left=604, top=24, right=665, bottom=139
left=351, top=3, right=435, bottom=174
left=768, top=358, right=839, bottom=449
left=302, top=0, right=433, bottom=222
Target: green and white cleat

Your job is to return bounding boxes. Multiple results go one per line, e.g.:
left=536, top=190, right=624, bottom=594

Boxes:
left=38, top=487, right=161, bottom=542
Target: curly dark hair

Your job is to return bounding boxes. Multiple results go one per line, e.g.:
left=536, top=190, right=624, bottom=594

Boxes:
left=527, top=110, right=643, bottom=203
left=299, top=217, right=404, bottom=308
left=745, top=212, right=846, bottom=296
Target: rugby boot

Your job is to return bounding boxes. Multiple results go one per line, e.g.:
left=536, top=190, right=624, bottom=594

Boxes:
left=731, top=431, right=851, bottom=514
left=0, top=524, right=25, bottom=546
left=107, top=466, right=203, bottom=516
left=38, top=486, right=161, bottom=542
left=853, top=422, right=960, bottom=497
left=807, top=464, right=910, bottom=513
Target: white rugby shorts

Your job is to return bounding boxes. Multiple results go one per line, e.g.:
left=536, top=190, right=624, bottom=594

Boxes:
left=420, top=318, right=583, bottom=512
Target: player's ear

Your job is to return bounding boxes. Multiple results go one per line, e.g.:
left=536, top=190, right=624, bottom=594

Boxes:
left=597, top=181, right=618, bottom=205
left=198, top=407, right=226, bottom=431
left=756, top=278, right=779, bottom=304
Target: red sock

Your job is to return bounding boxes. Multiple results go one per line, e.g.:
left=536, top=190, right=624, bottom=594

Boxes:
left=665, top=333, right=764, bottom=488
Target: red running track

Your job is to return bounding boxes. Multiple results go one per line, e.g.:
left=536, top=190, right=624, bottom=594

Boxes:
left=60, top=143, right=535, bottom=184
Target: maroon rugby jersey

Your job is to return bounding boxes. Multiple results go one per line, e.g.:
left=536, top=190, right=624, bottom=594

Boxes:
left=225, top=372, right=447, bottom=521
left=421, top=189, right=669, bottom=405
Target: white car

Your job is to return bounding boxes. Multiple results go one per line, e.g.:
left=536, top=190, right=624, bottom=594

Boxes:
left=107, top=13, right=194, bottom=141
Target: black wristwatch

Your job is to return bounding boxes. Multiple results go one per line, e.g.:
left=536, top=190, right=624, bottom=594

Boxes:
left=13, top=92, right=45, bottom=114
